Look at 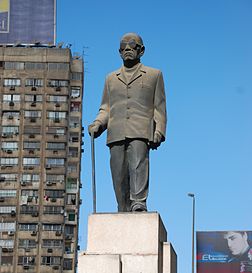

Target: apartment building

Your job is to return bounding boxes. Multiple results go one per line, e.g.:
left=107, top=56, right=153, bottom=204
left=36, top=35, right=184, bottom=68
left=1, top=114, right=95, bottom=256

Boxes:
left=0, top=46, right=83, bottom=273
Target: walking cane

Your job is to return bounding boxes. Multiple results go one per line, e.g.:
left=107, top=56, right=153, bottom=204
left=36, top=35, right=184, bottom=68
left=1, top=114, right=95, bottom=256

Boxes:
left=91, top=132, right=96, bottom=213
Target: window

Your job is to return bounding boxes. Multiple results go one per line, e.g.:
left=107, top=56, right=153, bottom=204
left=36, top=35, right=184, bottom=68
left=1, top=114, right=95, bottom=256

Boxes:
left=25, top=94, right=43, bottom=102
left=19, top=239, right=36, bottom=249
left=46, top=142, right=65, bottom=150
left=24, top=111, right=41, bottom=118
left=1, top=256, right=13, bottom=265
left=42, top=240, right=63, bottom=248
left=25, top=62, right=46, bottom=70
left=19, top=223, right=37, bottom=231
left=25, top=78, right=43, bottom=87
left=66, top=178, right=78, bottom=190
left=42, top=224, right=61, bottom=231
left=5, top=62, right=24, bottom=70
left=2, top=111, right=20, bottom=119
left=21, top=190, right=38, bottom=197
left=48, top=63, right=69, bottom=71
left=43, top=206, right=64, bottom=215
left=18, top=256, right=35, bottom=265
left=69, top=133, right=79, bottom=142
left=71, top=72, right=82, bottom=81
left=66, top=194, right=76, bottom=205
left=69, top=117, right=80, bottom=128
left=67, top=211, right=75, bottom=221
left=0, top=207, right=16, bottom=214
left=44, top=190, right=64, bottom=198
left=70, top=101, right=81, bottom=112
left=65, top=225, right=74, bottom=236
left=48, top=80, right=68, bottom=87
left=0, top=222, right=15, bottom=232
left=41, top=256, right=61, bottom=266
left=2, top=126, right=19, bottom=137
left=0, top=239, right=14, bottom=248
left=0, top=190, right=16, bottom=198
left=46, top=158, right=65, bottom=166
left=67, top=164, right=78, bottom=173
left=23, top=142, right=40, bottom=150
left=23, top=158, right=40, bottom=166
left=0, top=174, right=17, bottom=182
left=64, top=242, right=73, bottom=254
left=47, top=111, right=67, bottom=120
left=22, top=174, right=39, bottom=183
left=48, top=95, right=68, bottom=102
left=46, top=174, right=64, bottom=183
left=0, top=158, right=18, bottom=166
left=71, top=87, right=80, bottom=98
left=69, top=147, right=78, bottom=157
left=1, top=142, right=18, bottom=151
left=3, top=94, right=20, bottom=102
left=20, top=206, right=38, bottom=214
left=4, top=78, right=21, bottom=86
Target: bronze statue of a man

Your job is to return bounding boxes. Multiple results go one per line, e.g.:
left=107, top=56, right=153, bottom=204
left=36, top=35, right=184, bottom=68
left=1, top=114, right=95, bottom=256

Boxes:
left=88, top=33, right=167, bottom=212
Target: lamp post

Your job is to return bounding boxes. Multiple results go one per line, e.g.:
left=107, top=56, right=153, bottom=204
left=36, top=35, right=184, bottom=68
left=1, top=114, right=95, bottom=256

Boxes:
left=188, top=193, right=195, bottom=273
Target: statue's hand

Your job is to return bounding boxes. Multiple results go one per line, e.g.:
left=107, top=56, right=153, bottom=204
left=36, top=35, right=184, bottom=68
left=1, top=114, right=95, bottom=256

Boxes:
left=88, top=121, right=102, bottom=138
left=149, top=131, right=162, bottom=150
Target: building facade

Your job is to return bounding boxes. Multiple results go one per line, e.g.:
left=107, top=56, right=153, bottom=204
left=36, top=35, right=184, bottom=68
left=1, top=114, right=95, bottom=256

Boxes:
left=0, top=46, right=83, bottom=273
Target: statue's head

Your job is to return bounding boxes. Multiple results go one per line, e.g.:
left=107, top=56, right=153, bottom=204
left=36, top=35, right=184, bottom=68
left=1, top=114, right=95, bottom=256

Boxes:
left=119, top=33, right=145, bottom=66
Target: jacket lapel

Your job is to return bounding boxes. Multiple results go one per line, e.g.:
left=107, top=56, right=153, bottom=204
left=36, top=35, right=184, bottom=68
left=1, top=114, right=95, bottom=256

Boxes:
left=115, top=64, right=147, bottom=86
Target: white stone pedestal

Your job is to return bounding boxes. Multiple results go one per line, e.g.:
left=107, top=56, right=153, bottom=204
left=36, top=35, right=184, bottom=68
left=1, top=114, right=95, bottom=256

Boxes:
left=78, top=212, right=177, bottom=273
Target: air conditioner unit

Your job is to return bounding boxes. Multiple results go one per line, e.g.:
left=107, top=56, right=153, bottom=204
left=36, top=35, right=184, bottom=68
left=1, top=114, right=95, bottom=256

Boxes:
left=47, top=248, right=53, bottom=253
left=53, top=134, right=59, bottom=138
left=8, top=230, right=14, bottom=236
left=25, top=248, right=31, bottom=252
left=0, top=177, right=5, bottom=182
left=23, top=265, right=29, bottom=270
left=11, top=210, right=16, bottom=216
left=9, top=101, right=14, bottom=106
left=2, top=133, right=7, bottom=138
left=65, top=235, right=72, bottom=240
left=0, top=197, right=5, bottom=202
left=27, top=196, right=33, bottom=202
left=55, top=87, right=61, bottom=91
left=30, top=118, right=36, bottom=123
left=6, top=149, right=13, bottom=154
left=29, top=134, right=35, bottom=138
left=31, top=230, right=37, bottom=236
left=45, top=165, right=51, bottom=170
left=21, top=181, right=26, bottom=186
left=55, top=230, right=62, bottom=236
left=55, top=102, right=60, bottom=107
left=8, top=115, right=13, bottom=119
left=30, top=102, right=36, bottom=107
left=52, top=265, right=59, bottom=270
left=54, top=118, right=60, bottom=123
left=9, top=86, right=15, bottom=91
left=31, top=86, right=37, bottom=91
left=51, top=198, right=56, bottom=202
left=79, top=199, right=82, bottom=205
left=32, top=212, right=39, bottom=217
left=29, top=150, right=34, bottom=154
left=46, top=181, right=52, bottom=186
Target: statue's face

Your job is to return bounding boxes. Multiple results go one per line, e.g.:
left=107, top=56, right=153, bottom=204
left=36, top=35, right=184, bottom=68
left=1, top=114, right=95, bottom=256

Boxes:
left=119, top=33, right=144, bottom=62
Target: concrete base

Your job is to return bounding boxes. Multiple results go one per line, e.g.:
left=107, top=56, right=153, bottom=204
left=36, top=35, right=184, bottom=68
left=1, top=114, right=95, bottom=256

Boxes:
left=78, top=212, right=177, bottom=273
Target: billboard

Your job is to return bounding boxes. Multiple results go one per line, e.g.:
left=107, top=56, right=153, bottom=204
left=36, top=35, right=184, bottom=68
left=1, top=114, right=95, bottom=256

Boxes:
left=197, top=231, right=252, bottom=273
left=0, top=0, right=55, bottom=44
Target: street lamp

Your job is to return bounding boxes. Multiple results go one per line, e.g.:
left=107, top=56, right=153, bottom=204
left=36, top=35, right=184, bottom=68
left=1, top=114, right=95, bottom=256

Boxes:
left=188, top=193, right=195, bottom=273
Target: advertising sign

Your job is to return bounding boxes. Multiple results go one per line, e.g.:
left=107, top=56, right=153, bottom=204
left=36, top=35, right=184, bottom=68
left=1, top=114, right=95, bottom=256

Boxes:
left=197, top=231, right=252, bottom=273
left=0, top=0, right=55, bottom=44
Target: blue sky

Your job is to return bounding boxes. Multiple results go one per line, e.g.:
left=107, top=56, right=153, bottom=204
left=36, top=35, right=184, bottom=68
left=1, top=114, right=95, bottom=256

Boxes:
left=57, top=1, right=252, bottom=272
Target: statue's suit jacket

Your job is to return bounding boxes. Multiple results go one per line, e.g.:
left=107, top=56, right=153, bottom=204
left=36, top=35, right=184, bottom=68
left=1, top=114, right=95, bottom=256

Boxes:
left=95, top=63, right=167, bottom=146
